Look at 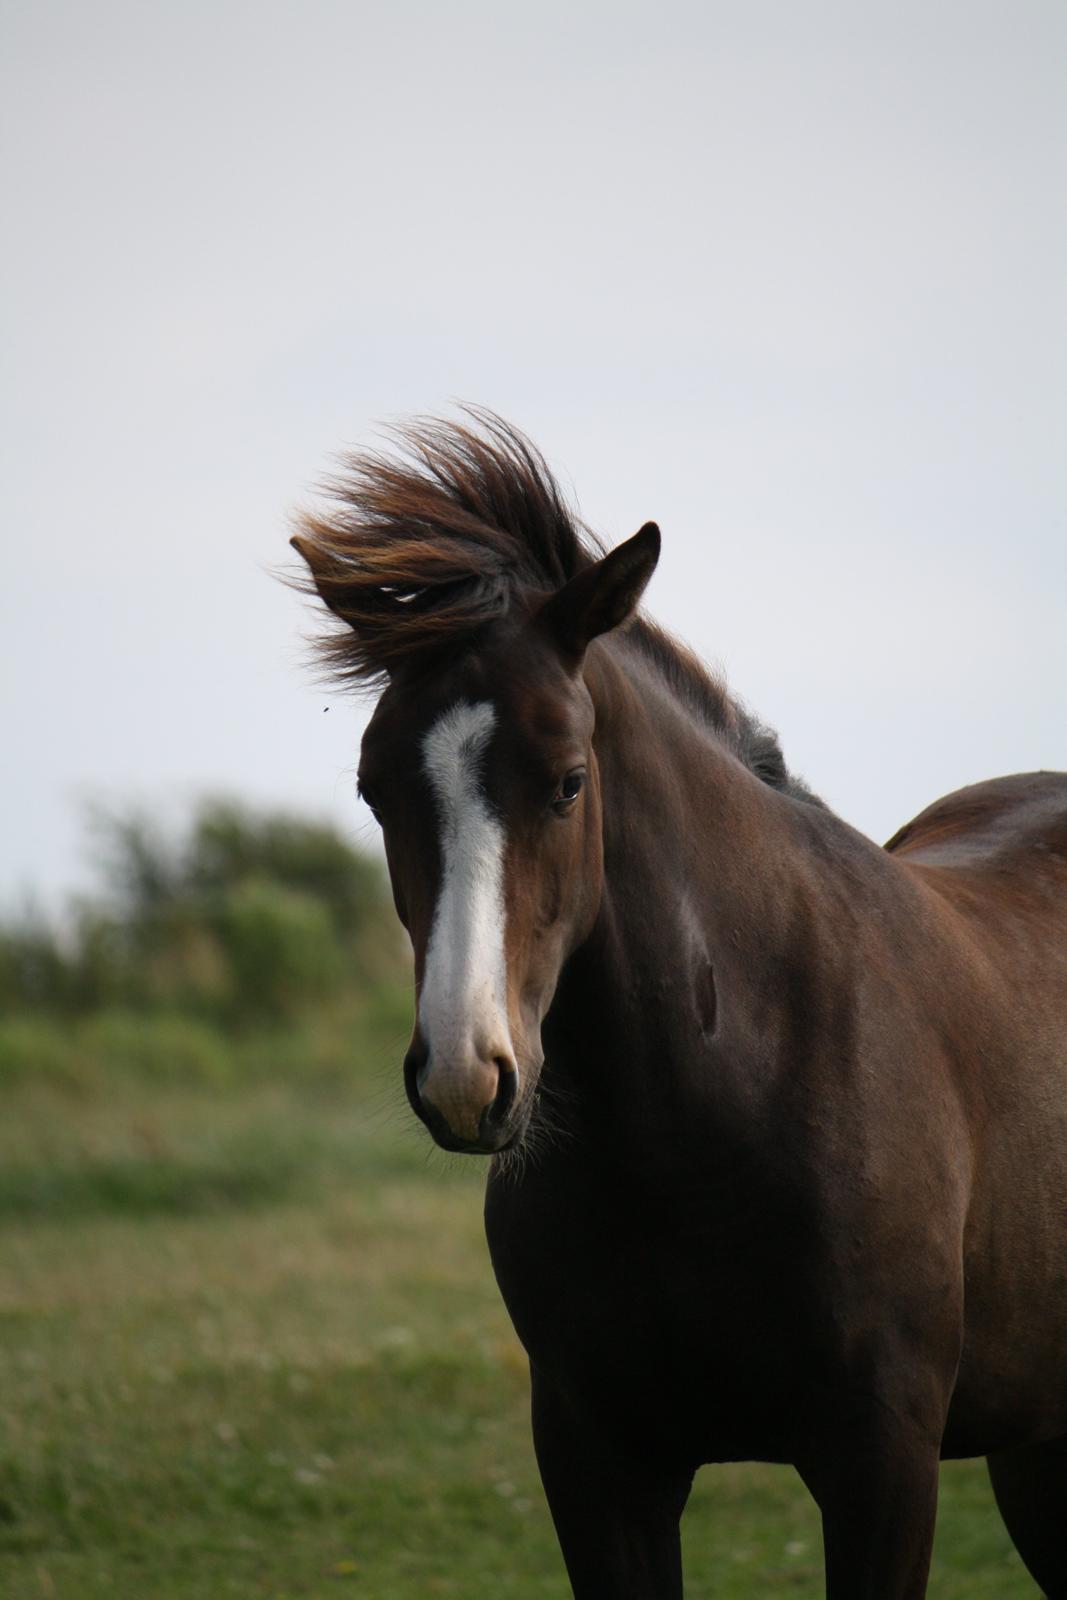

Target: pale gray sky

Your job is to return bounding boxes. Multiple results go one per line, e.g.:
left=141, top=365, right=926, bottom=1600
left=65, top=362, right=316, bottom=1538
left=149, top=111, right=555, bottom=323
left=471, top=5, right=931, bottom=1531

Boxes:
left=2, top=0, right=1064, bottom=905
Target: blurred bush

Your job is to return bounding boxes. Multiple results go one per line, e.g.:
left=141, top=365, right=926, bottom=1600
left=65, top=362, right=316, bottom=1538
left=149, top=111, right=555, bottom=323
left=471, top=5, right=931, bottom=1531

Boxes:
left=0, top=799, right=407, bottom=1033
left=0, top=1015, right=80, bottom=1088
left=79, top=1010, right=235, bottom=1086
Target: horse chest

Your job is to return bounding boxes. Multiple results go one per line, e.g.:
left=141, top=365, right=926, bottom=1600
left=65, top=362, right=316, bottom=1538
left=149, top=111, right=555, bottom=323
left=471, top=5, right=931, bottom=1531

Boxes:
left=485, top=1163, right=812, bottom=1458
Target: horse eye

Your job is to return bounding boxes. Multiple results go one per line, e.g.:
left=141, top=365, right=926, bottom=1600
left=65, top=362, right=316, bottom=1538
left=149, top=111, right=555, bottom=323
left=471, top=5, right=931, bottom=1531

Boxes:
left=358, top=783, right=382, bottom=824
left=552, top=771, right=585, bottom=814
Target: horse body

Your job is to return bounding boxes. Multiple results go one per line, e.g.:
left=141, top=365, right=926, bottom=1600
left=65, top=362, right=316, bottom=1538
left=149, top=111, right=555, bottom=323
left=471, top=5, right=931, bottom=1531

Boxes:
left=485, top=646, right=1067, bottom=1591
left=492, top=639, right=1063, bottom=1431
left=293, top=413, right=1067, bottom=1597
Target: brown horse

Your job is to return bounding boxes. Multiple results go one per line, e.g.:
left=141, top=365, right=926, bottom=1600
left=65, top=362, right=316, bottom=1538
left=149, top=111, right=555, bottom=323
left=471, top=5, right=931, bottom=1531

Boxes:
left=292, top=412, right=1067, bottom=1599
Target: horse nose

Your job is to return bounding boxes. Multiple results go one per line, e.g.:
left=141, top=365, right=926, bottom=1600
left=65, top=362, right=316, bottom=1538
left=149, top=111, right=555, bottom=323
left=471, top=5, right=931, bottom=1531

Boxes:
left=404, top=1042, right=519, bottom=1150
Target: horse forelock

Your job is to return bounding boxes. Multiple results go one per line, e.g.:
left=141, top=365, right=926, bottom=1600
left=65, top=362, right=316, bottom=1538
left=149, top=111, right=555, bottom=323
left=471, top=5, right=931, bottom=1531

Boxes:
left=291, top=407, right=599, bottom=689
left=293, top=408, right=820, bottom=804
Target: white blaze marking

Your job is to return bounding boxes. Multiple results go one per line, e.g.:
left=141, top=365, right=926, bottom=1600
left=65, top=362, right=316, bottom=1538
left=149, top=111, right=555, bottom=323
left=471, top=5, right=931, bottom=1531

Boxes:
left=420, top=701, right=512, bottom=1075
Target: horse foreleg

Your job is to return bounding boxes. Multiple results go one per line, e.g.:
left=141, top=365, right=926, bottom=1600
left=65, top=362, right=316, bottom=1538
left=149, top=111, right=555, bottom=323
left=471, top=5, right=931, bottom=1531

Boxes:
left=988, top=1435, right=1067, bottom=1598
left=796, top=1407, right=941, bottom=1599
left=531, top=1366, right=693, bottom=1600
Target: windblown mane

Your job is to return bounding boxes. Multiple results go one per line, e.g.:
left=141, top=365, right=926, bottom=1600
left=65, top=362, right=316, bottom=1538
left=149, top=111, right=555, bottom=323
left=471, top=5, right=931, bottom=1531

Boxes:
left=292, top=409, right=819, bottom=803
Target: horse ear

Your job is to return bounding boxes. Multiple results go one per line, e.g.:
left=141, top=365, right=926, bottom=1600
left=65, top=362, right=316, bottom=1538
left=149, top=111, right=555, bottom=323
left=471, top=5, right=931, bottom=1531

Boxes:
left=539, top=522, right=661, bottom=661
left=290, top=534, right=351, bottom=622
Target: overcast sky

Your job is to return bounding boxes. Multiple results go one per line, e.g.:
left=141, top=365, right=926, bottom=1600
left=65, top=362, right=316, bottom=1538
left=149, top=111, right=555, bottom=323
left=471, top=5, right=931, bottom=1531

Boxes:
left=2, top=0, right=1064, bottom=908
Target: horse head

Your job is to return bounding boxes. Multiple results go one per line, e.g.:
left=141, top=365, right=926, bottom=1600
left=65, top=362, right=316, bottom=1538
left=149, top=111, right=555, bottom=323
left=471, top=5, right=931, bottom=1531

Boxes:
left=291, top=414, right=658, bottom=1151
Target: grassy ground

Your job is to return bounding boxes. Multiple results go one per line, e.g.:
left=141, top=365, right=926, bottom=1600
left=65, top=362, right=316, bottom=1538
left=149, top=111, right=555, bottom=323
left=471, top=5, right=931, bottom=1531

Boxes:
left=0, top=1026, right=1035, bottom=1597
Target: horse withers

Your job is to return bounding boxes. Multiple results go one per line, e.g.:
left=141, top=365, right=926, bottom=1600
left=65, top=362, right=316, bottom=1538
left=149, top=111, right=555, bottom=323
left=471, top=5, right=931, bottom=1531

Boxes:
left=292, top=412, right=1067, bottom=1599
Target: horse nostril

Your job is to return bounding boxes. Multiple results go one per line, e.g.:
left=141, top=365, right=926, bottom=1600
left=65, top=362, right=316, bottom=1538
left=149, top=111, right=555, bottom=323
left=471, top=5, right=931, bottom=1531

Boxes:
left=484, top=1058, right=518, bottom=1130
left=403, top=1045, right=432, bottom=1118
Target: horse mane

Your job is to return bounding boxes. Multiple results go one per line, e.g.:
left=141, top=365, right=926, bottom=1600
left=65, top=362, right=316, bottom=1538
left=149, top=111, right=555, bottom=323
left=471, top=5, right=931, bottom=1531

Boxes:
left=292, top=408, right=820, bottom=804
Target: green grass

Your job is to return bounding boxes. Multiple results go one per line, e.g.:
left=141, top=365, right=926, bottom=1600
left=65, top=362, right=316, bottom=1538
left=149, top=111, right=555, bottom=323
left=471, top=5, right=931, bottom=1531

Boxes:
left=0, top=1035, right=1036, bottom=1597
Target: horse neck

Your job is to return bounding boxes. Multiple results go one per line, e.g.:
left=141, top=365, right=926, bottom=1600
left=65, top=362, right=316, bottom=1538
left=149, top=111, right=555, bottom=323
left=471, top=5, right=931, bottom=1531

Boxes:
left=587, top=636, right=796, bottom=960
left=543, top=639, right=855, bottom=1153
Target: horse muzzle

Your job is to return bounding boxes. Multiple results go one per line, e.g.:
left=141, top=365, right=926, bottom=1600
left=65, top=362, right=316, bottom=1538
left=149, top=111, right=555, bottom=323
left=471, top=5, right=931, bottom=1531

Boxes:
left=404, top=1041, right=521, bottom=1153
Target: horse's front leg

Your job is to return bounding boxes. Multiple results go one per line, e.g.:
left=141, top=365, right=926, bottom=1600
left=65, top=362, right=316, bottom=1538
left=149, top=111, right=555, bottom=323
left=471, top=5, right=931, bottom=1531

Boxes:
left=531, top=1365, right=693, bottom=1600
left=796, top=1405, right=942, bottom=1599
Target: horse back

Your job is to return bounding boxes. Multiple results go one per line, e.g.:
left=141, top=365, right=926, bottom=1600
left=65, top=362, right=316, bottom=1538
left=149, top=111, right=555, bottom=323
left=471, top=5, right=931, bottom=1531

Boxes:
left=885, top=770, right=1067, bottom=878
left=883, top=770, right=1067, bottom=1016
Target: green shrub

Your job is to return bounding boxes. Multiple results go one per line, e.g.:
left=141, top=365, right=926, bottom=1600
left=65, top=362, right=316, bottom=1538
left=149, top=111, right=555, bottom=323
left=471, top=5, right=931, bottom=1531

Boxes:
left=0, top=798, right=405, bottom=1029
left=138, top=915, right=232, bottom=1015
left=0, top=923, right=74, bottom=1013
left=0, top=1017, right=83, bottom=1087
left=187, top=799, right=386, bottom=940
left=66, top=905, right=135, bottom=1011
left=78, top=1010, right=233, bottom=1086
left=212, top=880, right=343, bottom=1021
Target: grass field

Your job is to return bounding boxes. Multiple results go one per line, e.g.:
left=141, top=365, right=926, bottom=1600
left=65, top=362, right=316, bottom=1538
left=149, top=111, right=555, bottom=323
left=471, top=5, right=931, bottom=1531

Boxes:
left=0, top=1021, right=1036, bottom=1598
